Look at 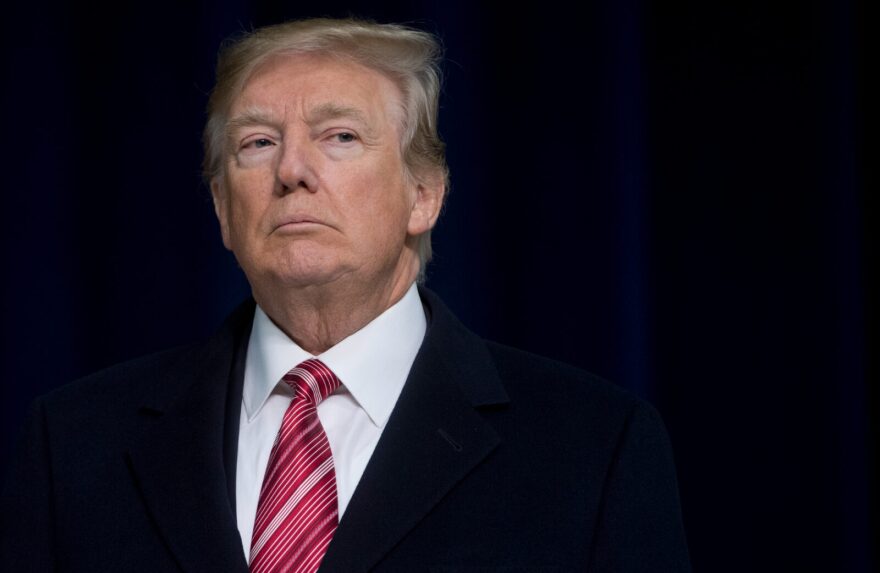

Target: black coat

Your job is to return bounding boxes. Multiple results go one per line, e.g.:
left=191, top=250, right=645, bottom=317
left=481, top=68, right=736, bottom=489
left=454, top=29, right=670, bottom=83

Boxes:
left=1, top=288, right=690, bottom=572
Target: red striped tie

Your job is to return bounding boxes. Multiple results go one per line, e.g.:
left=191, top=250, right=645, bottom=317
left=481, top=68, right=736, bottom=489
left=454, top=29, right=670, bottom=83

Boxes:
left=249, top=358, right=341, bottom=573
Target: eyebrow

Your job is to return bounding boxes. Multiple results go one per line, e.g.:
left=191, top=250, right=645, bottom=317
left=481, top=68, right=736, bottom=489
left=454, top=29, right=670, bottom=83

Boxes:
left=306, top=103, right=379, bottom=140
left=225, top=107, right=282, bottom=136
left=224, top=102, right=381, bottom=141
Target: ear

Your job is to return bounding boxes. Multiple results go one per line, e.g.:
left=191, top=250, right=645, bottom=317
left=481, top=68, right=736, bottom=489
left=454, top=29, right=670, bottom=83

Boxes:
left=210, top=177, right=233, bottom=250
left=406, top=171, right=446, bottom=237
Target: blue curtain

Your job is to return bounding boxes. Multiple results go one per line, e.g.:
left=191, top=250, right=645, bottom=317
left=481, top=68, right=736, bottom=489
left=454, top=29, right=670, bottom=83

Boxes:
left=1, top=1, right=871, bottom=571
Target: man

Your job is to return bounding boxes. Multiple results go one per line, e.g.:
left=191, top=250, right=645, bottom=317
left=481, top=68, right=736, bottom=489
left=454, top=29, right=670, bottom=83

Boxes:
left=1, top=18, right=690, bottom=572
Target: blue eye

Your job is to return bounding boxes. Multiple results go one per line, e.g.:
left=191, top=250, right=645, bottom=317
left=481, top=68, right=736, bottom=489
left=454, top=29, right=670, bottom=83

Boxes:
left=253, top=138, right=274, bottom=148
left=335, top=132, right=356, bottom=143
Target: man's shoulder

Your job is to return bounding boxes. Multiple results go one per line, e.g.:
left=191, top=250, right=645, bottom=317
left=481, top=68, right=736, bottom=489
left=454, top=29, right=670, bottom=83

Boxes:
left=486, top=341, right=640, bottom=407
left=40, top=298, right=255, bottom=416
left=420, top=287, right=649, bottom=423
left=481, top=339, right=661, bottom=441
left=39, top=345, right=198, bottom=415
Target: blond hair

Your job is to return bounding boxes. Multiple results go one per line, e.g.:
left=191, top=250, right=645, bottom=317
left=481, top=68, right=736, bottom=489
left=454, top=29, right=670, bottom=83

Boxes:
left=203, top=18, right=448, bottom=280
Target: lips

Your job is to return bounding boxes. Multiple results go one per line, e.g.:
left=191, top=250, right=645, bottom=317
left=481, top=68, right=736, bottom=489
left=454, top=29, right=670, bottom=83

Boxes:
left=272, top=214, right=330, bottom=232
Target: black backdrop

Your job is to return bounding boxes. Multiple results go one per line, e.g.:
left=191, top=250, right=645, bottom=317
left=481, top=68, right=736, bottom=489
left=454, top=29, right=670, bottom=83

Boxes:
left=1, top=1, right=873, bottom=571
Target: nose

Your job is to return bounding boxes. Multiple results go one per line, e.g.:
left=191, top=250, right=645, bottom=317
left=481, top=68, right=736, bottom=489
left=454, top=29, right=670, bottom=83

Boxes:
left=275, top=135, right=319, bottom=195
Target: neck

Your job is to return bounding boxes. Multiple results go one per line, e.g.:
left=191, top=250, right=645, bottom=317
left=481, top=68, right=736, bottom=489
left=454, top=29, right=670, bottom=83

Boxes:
left=253, top=258, right=418, bottom=355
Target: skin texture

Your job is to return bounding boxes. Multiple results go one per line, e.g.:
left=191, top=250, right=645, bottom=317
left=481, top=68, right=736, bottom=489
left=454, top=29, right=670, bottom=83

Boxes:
left=211, top=53, right=445, bottom=353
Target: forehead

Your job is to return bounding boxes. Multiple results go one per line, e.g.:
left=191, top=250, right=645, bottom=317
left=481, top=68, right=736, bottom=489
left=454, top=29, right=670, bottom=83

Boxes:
left=230, top=52, right=405, bottom=129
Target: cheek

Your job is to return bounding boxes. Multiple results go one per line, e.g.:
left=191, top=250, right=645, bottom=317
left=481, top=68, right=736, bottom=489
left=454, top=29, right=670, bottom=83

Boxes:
left=226, top=177, right=268, bottom=240
left=361, top=159, right=412, bottom=214
left=362, top=182, right=412, bottom=229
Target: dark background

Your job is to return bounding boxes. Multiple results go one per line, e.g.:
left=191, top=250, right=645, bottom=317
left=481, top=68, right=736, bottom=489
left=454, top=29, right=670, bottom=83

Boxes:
left=1, top=0, right=873, bottom=571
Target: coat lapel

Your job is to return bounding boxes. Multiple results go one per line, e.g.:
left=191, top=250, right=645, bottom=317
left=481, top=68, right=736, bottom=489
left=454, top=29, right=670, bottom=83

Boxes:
left=319, top=288, right=509, bottom=573
left=126, top=302, right=254, bottom=573
left=123, top=289, right=505, bottom=572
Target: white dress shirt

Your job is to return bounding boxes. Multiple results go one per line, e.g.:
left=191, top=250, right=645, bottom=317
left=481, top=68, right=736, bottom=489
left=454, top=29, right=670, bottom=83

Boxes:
left=234, top=283, right=427, bottom=559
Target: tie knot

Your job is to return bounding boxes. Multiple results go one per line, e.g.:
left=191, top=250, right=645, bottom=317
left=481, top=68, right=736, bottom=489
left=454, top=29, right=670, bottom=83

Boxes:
left=281, top=358, right=340, bottom=406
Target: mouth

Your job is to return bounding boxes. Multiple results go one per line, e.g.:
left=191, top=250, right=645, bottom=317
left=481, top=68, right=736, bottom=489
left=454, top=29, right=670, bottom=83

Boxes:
left=273, top=216, right=330, bottom=233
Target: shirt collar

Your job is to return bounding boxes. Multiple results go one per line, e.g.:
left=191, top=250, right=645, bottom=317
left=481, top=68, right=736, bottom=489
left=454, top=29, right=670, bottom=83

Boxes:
left=242, top=283, right=427, bottom=428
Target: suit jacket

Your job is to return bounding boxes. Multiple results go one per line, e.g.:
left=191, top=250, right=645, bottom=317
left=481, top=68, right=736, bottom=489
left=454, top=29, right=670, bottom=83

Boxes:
left=1, top=288, right=690, bottom=572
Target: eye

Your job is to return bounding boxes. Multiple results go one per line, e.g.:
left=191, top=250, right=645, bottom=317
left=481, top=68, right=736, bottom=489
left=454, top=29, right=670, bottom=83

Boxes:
left=333, top=132, right=357, bottom=143
left=251, top=138, right=274, bottom=149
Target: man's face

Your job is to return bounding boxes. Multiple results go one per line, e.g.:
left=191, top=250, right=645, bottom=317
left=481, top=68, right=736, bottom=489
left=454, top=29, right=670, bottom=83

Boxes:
left=212, top=53, right=441, bottom=295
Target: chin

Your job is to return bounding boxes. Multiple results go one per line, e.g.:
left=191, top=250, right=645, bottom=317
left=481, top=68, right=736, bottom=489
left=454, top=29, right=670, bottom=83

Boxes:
left=275, top=268, right=350, bottom=289
left=242, top=242, right=339, bottom=283
left=268, top=250, right=354, bottom=289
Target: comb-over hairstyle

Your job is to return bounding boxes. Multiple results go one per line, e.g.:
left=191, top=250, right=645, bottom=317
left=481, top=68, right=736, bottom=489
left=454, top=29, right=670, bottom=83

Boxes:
left=203, top=18, right=448, bottom=281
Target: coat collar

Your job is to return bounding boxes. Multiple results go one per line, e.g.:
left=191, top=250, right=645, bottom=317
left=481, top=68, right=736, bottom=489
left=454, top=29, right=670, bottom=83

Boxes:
left=126, top=300, right=253, bottom=573
left=319, top=286, right=509, bottom=573
left=125, top=287, right=507, bottom=572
